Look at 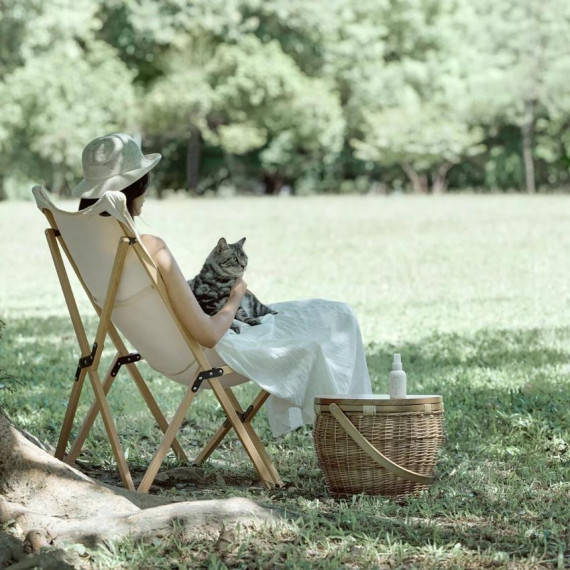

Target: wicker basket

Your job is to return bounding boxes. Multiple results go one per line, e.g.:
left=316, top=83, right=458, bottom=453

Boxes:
left=313, top=394, right=444, bottom=498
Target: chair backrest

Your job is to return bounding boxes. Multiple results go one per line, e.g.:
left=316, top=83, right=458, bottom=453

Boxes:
left=32, top=186, right=201, bottom=383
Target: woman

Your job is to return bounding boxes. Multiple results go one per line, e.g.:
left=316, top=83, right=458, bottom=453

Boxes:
left=75, top=133, right=371, bottom=436
left=76, top=133, right=246, bottom=349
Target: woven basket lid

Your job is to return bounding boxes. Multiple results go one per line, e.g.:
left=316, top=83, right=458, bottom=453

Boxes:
left=314, top=394, right=442, bottom=406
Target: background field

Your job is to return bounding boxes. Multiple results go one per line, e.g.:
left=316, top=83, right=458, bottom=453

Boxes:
left=1, top=194, right=569, bottom=568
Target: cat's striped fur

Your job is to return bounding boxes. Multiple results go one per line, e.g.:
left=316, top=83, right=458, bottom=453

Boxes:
left=188, top=237, right=277, bottom=333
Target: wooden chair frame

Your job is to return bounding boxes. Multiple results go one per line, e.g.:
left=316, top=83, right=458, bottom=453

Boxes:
left=41, top=209, right=283, bottom=493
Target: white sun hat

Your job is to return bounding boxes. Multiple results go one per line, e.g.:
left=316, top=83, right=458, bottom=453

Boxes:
left=71, top=133, right=161, bottom=199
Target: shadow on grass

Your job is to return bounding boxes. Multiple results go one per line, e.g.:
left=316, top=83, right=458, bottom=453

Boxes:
left=335, top=329, right=570, bottom=561
left=367, top=326, right=570, bottom=381
left=367, top=326, right=570, bottom=431
left=2, top=315, right=569, bottom=563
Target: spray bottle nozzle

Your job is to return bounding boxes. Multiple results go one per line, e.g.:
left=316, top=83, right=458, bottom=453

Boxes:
left=392, top=353, right=402, bottom=370
left=389, top=353, right=407, bottom=398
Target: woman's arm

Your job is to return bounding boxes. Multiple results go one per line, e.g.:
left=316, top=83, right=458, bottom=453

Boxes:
left=140, top=234, right=246, bottom=348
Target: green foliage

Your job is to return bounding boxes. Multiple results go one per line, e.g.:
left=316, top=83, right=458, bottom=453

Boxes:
left=207, top=36, right=345, bottom=177
left=143, top=65, right=214, bottom=137
left=0, top=1, right=136, bottom=194
left=353, top=103, right=484, bottom=175
left=0, top=0, right=101, bottom=75
left=463, top=0, right=570, bottom=125
left=460, top=0, right=570, bottom=190
left=0, top=0, right=569, bottom=195
left=143, top=34, right=345, bottom=183
left=0, top=42, right=135, bottom=189
left=347, top=0, right=485, bottom=191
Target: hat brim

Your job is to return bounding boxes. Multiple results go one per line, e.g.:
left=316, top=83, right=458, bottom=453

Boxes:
left=71, top=153, right=161, bottom=199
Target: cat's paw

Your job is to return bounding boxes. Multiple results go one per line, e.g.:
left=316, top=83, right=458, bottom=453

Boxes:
left=230, top=324, right=241, bottom=334
left=244, top=318, right=262, bottom=326
left=269, top=309, right=278, bottom=315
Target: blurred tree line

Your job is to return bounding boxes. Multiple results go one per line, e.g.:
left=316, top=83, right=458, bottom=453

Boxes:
left=0, top=0, right=568, bottom=198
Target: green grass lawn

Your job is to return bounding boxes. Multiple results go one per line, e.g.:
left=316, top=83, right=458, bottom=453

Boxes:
left=1, top=194, right=569, bottom=569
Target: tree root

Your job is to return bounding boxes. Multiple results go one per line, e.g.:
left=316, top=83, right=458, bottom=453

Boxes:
left=0, top=408, right=278, bottom=562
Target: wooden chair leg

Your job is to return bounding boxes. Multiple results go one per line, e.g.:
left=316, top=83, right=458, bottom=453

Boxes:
left=196, top=413, right=282, bottom=488
left=194, top=423, right=231, bottom=465
left=247, top=389, right=271, bottom=416
left=67, top=350, right=189, bottom=465
left=195, top=389, right=269, bottom=465
left=87, top=368, right=135, bottom=491
left=223, top=389, right=283, bottom=487
left=209, top=380, right=277, bottom=489
left=241, top=424, right=283, bottom=487
left=46, top=229, right=92, bottom=460
left=138, top=385, right=198, bottom=493
left=66, top=358, right=118, bottom=464
left=123, top=361, right=189, bottom=464
left=55, top=368, right=87, bottom=460
left=105, top=320, right=188, bottom=462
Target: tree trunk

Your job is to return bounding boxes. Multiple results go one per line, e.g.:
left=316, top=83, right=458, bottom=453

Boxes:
left=263, top=173, right=285, bottom=195
left=51, top=170, right=66, bottom=197
left=186, top=124, right=202, bottom=194
left=401, top=163, right=428, bottom=194
left=0, top=408, right=277, bottom=564
left=222, top=151, right=239, bottom=191
left=522, top=99, right=536, bottom=194
left=431, top=162, right=453, bottom=194
left=0, top=174, right=6, bottom=201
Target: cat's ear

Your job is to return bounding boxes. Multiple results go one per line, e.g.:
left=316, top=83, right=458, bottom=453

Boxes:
left=216, top=237, right=228, bottom=251
left=236, top=237, right=246, bottom=247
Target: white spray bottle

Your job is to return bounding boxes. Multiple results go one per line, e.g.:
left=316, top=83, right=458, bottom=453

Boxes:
left=389, top=353, right=407, bottom=398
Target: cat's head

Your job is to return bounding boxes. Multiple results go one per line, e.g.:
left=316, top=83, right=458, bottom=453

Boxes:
left=209, top=237, right=248, bottom=277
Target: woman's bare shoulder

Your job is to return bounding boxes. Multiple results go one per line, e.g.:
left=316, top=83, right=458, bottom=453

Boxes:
left=139, top=233, right=167, bottom=256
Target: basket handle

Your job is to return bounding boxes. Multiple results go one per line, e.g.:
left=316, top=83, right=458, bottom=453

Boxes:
left=329, top=403, right=433, bottom=485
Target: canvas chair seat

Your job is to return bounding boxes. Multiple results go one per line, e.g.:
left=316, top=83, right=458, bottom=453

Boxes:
left=32, top=186, right=282, bottom=492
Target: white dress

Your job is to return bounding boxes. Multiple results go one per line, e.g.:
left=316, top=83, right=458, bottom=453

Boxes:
left=214, top=298, right=371, bottom=436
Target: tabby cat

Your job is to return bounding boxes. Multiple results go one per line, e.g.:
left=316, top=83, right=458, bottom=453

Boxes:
left=188, top=237, right=277, bottom=333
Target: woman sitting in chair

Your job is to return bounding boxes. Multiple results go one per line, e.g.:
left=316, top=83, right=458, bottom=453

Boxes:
left=76, top=133, right=371, bottom=436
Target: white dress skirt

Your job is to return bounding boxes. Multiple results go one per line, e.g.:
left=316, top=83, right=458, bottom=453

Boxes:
left=213, top=299, right=372, bottom=437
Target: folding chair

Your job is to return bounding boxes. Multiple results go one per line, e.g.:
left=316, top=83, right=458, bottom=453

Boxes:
left=32, top=186, right=283, bottom=493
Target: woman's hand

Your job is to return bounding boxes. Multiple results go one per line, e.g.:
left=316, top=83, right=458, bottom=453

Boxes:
left=229, top=277, right=247, bottom=303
